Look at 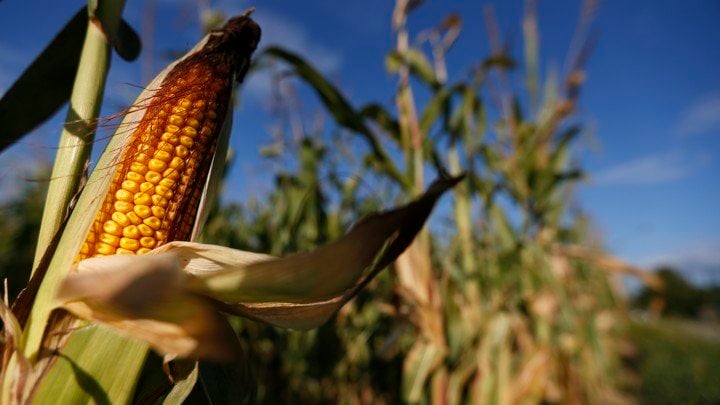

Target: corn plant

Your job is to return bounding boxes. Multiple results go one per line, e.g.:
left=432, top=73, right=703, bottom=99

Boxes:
left=0, top=4, right=459, bottom=403
left=195, top=0, right=645, bottom=403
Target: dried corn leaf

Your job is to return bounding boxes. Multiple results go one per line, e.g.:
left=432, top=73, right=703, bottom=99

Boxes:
left=57, top=175, right=462, bottom=359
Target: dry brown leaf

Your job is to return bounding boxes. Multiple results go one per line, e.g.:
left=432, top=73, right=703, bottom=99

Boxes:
left=56, top=175, right=463, bottom=358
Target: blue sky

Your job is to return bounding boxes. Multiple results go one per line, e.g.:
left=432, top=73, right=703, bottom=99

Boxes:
left=0, top=0, right=718, bottom=283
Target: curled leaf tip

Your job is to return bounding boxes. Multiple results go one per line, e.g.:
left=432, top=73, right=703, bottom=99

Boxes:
left=57, top=175, right=460, bottom=358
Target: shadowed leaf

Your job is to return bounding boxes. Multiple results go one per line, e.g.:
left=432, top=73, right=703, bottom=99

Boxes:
left=0, top=7, right=141, bottom=154
left=0, top=7, right=86, bottom=153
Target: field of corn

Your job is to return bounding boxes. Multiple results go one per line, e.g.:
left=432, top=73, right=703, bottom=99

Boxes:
left=0, top=0, right=717, bottom=403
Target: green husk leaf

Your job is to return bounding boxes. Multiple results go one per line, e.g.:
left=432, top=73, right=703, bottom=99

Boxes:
left=31, top=326, right=149, bottom=405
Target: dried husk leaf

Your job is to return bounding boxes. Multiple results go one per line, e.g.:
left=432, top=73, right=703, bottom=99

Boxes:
left=58, top=254, right=238, bottom=360
left=0, top=295, right=32, bottom=404
left=56, top=175, right=463, bottom=359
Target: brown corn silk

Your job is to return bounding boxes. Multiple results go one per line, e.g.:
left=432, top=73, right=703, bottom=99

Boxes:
left=79, top=16, right=260, bottom=259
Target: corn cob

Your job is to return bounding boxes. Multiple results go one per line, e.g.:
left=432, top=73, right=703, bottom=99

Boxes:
left=78, top=15, right=260, bottom=259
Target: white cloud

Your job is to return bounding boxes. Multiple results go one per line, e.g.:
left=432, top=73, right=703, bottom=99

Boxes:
left=593, top=151, right=710, bottom=185
left=675, top=93, right=720, bottom=137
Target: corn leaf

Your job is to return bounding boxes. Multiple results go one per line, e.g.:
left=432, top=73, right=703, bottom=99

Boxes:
left=0, top=6, right=140, bottom=153
left=262, top=47, right=406, bottom=187
left=56, top=175, right=462, bottom=358
left=31, top=326, right=149, bottom=405
left=162, top=361, right=199, bottom=405
left=386, top=48, right=440, bottom=89
left=0, top=7, right=86, bottom=153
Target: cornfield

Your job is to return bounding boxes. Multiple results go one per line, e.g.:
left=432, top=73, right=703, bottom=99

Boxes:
left=0, top=0, right=653, bottom=403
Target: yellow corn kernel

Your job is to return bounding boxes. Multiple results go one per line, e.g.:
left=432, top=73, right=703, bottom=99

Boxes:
left=151, top=206, right=166, bottom=218
left=137, top=224, right=154, bottom=237
left=144, top=217, right=162, bottom=230
left=182, top=126, right=198, bottom=137
left=126, top=171, right=144, bottom=183
left=134, top=192, right=152, bottom=206
left=111, top=212, right=130, bottom=227
left=116, top=248, right=136, bottom=255
left=155, top=185, right=170, bottom=196
left=115, top=189, right=133, bottom=203
left=158, top=178, right=176, bottom=189
left=99, top=233, right=120, bottom=247
left=134, top=205, right=151, bottom=219
left=148, top=159, right=168, bottom=172
left=157, top=141, right=174, bottom=153
left=155, top=230, right=168, bottom=242
left=123, top=225, right=140, bottom=239
left=137, top=247, right=152, bottom=255
left=103, top=220, right=122, bottom=236
left=186, top=118, right=201, bottom=129
left=175, top=145, right=189, bottom=158
left=179, top=136, right=194, bottom=148
left=119, top=237, right=140, bottom=251
left=151, top=194, right=168, bottom=207
left=154, top=150, right=172, bottom=162
left=122, top=180, right=140, bottom=193
left=161, top=132, right=180, bottom=144
left=168, top=114, right=184, bottom=126
left=140, top=182, right=155, bottom=192
left=139, top=237, right=156, bottom=249
left=126, top=211, right=142, bottom=225
left=135, top=152, right=150, bottom=164
left=169, top=156, right=185, bottom=170
left=145, top=171, right=162, bottom=184
left=95, top=243, right=116, bottom=255
left=163, top=167, right=182, bottom=180
left=114, top=201, right=133, bottom=213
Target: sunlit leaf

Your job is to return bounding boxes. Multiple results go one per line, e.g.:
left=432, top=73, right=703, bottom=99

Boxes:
left=386, top=48, right=439, bottom=89
left=56, top=175, right=462, bottom=357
